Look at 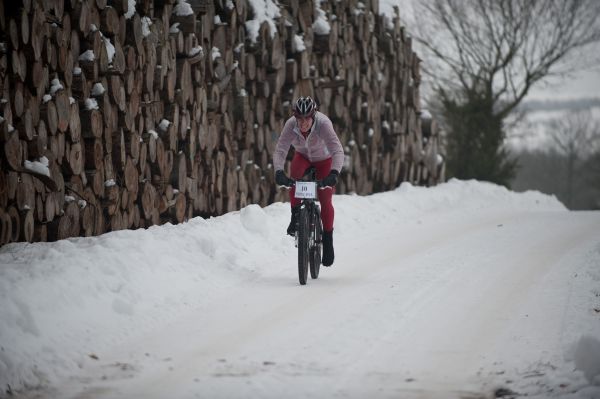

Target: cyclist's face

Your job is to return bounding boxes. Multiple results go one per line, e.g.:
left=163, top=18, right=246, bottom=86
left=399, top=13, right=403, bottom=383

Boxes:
left=296, top=115, right=313, bottom=132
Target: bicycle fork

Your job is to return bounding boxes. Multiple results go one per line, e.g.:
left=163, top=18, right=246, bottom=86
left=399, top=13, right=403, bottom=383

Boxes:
left=294, top=203, right=317, bottom=248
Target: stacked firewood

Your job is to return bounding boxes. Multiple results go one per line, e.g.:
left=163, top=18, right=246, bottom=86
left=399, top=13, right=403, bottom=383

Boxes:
left=0, top=0, right=444, bottom=246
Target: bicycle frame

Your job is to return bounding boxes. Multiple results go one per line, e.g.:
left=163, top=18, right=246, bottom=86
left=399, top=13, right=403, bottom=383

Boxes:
left=294, top=190, right=320, bottom=249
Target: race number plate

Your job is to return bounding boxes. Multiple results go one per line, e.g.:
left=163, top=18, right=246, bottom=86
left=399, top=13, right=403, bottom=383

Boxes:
left=294, top=181, right=317, bottom=199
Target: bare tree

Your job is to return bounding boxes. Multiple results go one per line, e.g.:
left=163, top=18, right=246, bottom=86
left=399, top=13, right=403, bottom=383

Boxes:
left=415, top=0, right=600, bottom=116
left=547, top=110, right=600, bottom=207
left=407, top=0, right=600, bottom=185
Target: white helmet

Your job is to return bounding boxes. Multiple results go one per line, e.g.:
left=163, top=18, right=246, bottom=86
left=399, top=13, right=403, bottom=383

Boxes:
left=293, top=96, right=317, bottom=117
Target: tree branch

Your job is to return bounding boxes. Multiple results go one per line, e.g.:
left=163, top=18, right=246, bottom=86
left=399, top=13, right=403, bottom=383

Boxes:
left=412, top=0, right=600, bottom=119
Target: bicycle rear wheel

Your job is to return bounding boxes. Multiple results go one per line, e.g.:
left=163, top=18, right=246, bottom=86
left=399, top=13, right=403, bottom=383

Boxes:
left=309, top=206, right=322, bottom=279
left=297, top=206, right=309, bottom=285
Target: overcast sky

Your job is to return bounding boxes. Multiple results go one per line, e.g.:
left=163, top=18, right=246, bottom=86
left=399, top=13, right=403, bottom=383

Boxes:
left=526, top=67, right=600, bottom=102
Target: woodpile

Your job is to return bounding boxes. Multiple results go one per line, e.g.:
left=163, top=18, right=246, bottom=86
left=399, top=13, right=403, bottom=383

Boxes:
left=0, top=0, right=444, bottom=246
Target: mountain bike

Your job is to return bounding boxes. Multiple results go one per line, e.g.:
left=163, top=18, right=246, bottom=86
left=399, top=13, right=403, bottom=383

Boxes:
left=293, top=167, right=326, bottom=285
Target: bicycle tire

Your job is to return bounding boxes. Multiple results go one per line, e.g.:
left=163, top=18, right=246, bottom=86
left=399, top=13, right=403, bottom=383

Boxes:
left=309, top=206, right=322, bottom=279
left=297, top=206, right=309, bottom=285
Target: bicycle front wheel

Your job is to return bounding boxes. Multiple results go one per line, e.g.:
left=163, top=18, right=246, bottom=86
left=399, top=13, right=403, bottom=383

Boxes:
left=297, top=206, right=309, bottom=285
left=309, top=206, right=322, bottom=279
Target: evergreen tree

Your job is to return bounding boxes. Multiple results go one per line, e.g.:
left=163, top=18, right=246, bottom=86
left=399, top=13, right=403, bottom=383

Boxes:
left=440, top=89, right=517, bottom=185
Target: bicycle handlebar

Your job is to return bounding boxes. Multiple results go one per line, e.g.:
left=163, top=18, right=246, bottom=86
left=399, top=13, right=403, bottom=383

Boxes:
left=278, top=181, right=334, bottom=189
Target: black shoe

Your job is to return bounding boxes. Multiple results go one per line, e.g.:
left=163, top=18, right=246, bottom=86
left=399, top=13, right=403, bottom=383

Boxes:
left=322, top=230, right=334, bottom=266
left=287, top=206, right=300, bottom=236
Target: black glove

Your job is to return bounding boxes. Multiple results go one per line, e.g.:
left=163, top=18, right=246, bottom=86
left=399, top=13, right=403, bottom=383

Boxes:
left=275, top=170, right=294, bottom=187
left=321, top=170, right=339, bottom=187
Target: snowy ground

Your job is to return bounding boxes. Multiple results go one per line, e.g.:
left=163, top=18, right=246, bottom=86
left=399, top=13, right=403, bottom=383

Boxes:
left=1, top=179, right=600, bottom=399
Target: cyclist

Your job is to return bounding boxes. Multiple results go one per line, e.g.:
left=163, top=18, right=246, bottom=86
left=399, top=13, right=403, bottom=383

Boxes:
left=273, top=96, right=345, bottom=266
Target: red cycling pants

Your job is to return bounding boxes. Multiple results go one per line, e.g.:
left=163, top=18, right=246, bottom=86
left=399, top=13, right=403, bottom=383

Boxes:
left=289, top=153, right=335, bottom=232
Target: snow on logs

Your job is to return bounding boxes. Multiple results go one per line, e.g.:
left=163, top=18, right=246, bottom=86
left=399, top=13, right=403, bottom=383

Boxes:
left=0, top=0, right=444, bottom=246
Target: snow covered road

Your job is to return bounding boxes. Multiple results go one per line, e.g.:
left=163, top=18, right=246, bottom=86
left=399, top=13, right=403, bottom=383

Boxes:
left=2, top=180, right=600, bottom=398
